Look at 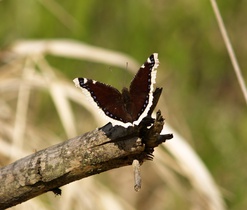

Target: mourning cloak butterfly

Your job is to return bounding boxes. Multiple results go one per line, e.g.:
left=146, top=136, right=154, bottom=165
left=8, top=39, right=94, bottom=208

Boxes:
left=73, top=53, right=159, bottom=127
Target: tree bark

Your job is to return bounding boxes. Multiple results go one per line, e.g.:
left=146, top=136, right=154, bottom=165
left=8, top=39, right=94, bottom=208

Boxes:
left=0, top=111, right=172, bottom=209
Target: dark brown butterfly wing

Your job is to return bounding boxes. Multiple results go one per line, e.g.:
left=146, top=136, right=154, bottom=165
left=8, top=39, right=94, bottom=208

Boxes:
left=129, top=53, right=159, bottom=124
left=74, top=78, right=132, bottom=123
left=74, top=53, right=159, bottom=127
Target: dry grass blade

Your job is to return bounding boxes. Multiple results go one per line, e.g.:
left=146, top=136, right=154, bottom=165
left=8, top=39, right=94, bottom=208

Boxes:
left=161, top=125, right=226, bottom=210
left=38, top=0, right=80, bottom=30
left=11, top=59, right=35, bottom=159
left=210, top=0, right=247, bottom=104
left=11, top=39, right=140, bottom=73
left=36, top=56, right=77, bottom=137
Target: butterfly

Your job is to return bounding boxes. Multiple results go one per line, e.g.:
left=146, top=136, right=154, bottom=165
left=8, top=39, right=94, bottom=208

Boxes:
left=73, top=53, right=160, bottom=127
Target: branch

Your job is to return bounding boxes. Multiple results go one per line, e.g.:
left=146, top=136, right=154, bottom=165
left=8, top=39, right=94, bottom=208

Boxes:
left=0, top=110, right=172, bottom=209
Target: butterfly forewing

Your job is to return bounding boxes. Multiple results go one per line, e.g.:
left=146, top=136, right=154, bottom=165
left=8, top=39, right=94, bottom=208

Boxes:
left=129, top=53, right=158, bottom=123
left=75, top=78, right=131, bottom=123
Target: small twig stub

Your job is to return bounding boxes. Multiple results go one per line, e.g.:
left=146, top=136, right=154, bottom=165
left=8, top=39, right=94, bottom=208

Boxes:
left=132, top=159, right=142, bottom=192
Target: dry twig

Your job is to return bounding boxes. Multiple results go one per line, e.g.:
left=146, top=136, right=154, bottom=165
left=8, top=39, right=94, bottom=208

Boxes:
left=0, top=111, right=172, bottom=209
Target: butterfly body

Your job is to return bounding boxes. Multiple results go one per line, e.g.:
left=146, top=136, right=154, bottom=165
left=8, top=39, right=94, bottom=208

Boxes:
left=74, top=53, right=159, bottom=127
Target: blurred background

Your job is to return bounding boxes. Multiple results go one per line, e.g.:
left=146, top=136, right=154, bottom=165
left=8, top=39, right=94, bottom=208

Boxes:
left=0, top=0, right=246, bottom=210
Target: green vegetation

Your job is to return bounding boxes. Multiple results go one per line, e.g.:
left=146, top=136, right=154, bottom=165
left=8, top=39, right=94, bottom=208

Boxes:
left=0, top=0, right=246, bottom=209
